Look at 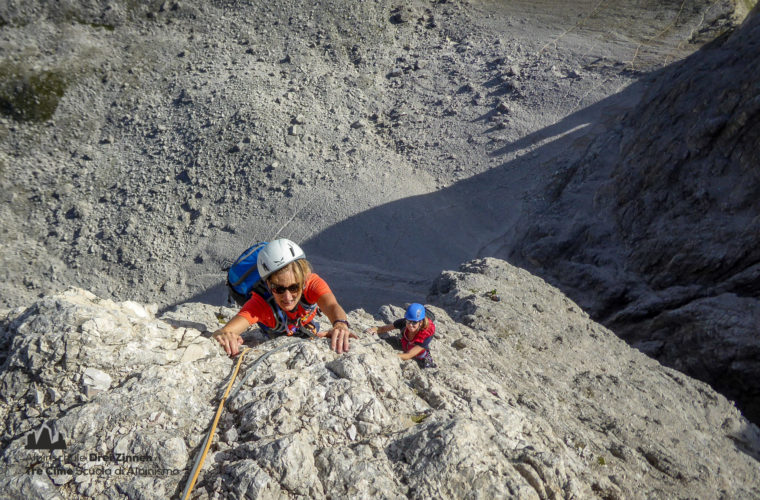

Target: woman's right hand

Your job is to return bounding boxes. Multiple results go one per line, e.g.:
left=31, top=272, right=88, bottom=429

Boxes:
left=364, top=327, right=378, bottom=335
left=211, top=315, right=250, bottom=357
left=213, top=330, right=244, bottom=357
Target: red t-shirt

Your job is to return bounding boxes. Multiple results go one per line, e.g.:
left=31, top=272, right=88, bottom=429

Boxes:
left=237, top=273, right=331, bottom=331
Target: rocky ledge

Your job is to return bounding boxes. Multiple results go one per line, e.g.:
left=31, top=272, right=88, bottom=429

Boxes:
left=1, top=258, right=759, bottom=499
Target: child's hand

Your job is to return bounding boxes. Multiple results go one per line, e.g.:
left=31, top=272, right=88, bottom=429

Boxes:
left=364, top=327, right=378, bottom=335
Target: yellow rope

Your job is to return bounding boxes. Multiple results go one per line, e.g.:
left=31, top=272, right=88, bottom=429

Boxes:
left=181, top=347, right=251, bottom=500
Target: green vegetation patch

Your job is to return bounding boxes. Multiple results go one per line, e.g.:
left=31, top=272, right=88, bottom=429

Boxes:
left=84, top=21, right=115, bottom=31
left=410, top=413, right=430, bottom=424
left=0, top=64, right=68, bottom=122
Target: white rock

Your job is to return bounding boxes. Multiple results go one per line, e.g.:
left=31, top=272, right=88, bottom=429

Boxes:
left=82, top=367, right=112, bottom=392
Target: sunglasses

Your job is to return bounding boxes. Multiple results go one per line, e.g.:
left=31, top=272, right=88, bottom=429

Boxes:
left=269, top=282, right=301, bottom=295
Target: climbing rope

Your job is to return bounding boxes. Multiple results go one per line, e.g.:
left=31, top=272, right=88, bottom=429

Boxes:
left=226, top=337, right=307, bottom=405
left=180, top=347, right=251, bottom=500
left=180, top=333, right=317, bottom=499
left=181, top=327, right=381, bottom=499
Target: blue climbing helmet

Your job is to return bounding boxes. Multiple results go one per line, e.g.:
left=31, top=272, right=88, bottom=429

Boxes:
left=405, top=303, right=426, bottom=322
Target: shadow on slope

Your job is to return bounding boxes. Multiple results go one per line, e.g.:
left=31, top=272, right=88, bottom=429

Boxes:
left=302, top=77, right=650, bottom=311
left=172, top=70, right=651, bottom=315
left=504, top=11, right=760, bottom=425
left=170, top=72, right=646, bottom=316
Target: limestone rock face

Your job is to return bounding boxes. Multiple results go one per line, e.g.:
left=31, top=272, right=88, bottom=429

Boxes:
left=512, top=10, right=760, bottom=423
left=0, top=289, right=225, bottom=499
left=2, top=260, right=759, bottom=499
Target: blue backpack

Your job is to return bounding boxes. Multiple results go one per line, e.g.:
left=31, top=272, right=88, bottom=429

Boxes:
left=227, top=242, right=269, bottom=306
left=226, top=242, right=319, bottom=336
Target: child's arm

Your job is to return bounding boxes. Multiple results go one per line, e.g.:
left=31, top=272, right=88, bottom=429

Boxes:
left=364, top=324, right=394, bottom=335
left=398, top=345, right=425, bottom=360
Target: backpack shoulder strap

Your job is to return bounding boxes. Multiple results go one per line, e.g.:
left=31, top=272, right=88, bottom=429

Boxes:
left=256, top=284, right=320, bottom=336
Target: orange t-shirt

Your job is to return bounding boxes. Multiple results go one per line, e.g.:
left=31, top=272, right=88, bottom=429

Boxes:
left=237, top=273, right=331, bottom=330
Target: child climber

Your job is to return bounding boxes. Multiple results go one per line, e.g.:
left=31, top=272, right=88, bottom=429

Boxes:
left=365, top=303, right=437, bottom=368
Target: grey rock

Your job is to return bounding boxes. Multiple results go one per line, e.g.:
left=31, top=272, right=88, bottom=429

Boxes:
left=510, top=9, right=760, bottom=423
left=82, top=367, right=112, bottom=394
left=1, top=3, right=759, bottom=498
left=1, top=263, right=759, bottom=498
left=287, top=124, right=301, bottom=136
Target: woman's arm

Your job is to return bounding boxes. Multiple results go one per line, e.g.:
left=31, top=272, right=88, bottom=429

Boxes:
left=212, top=315, right=250, bottom=357
left=365, top=324, right=394, bottom=335
left=399, top=345, right=424, bottom=360
left=317, top=292, right=356, bottom=354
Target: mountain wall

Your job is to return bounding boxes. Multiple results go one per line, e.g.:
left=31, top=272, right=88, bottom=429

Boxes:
left=1, top=259, right=759, bottom=499
left=510, top=8, right=760, bottom=423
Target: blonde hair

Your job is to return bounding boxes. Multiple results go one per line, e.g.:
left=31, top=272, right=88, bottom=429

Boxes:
left=267, top=258, right=312, bottom=288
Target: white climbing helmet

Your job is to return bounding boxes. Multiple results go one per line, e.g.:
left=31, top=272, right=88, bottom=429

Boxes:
left=257, top=238, right=306, bottom=280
